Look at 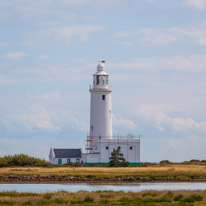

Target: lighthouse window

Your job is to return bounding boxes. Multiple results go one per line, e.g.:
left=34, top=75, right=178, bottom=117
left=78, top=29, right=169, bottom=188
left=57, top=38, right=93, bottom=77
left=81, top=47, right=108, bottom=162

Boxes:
left=106, top=146, right=109, bottom=150
left=130, top=146, right=133, bottom=150
left=96, top=75, right=100, bottom=85
left=102, top=95, right=105, bottom=100
left=102, top=75, right=108, bottom=85
left=118, top=146, right=121, bottom=150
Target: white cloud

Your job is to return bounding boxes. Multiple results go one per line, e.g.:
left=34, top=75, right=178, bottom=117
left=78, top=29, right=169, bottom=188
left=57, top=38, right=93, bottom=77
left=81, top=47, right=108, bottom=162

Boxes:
left=37, top=25, right=104, bottom=43
left=110, top=54, right=206, bottom=72
left=2, top=52, right=26, bottom=60
left=0, top=137, right=51, bottom=159
left=113, top=22, right=206, bottom=47
left=14, top=106, right=60, bottom=131
left=184, top=0, right=206, bottom=10
left=113, top=114, right=138, bottom=130
left=136, top=105, right=206, bottom=133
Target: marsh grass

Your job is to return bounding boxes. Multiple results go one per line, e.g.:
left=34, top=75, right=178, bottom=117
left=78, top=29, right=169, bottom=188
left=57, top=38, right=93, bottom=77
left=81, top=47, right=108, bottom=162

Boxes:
left=1, top=165, right=206, bottom=179
left=0, top=190, right=205, bottom=205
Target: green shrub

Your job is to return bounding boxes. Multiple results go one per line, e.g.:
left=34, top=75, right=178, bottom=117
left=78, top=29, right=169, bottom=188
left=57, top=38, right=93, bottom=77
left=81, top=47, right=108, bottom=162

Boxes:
left=189, top=194, right=203, bottom=201
left=160, top=160, right=171, bottom=165
left=109, top=148, right=129, bottom=167
left=84, top=196, right=94, bottom=203
left=174, top=194, right=183, bottom=201
left=0, top=154, right=51, bottom=167
left=181, top=194, right=203, bottom=203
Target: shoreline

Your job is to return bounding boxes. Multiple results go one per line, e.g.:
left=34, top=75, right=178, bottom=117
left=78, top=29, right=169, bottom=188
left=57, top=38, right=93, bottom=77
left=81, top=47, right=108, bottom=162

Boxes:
left=1, top=165, right=206, bottom=184
left=1, top=175, right=206, bottom=183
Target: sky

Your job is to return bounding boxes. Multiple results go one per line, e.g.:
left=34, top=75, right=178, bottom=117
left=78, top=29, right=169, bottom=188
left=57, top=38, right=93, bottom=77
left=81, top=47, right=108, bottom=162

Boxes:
left=0, top=0, right=206, bottom=162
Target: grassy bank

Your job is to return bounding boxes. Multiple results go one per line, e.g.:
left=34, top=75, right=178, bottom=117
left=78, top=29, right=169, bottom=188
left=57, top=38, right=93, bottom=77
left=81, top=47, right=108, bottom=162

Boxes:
left=0, top=190, right=206, bottom=205
left=1, top=165, right=206, bottom=182
left=1, top=165, right=206, bottom=176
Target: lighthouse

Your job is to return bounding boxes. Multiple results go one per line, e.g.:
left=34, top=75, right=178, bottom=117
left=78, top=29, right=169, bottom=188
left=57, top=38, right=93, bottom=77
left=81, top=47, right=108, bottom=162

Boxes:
left=82, top=61, right=140, bottom=165
left=49, top=61, right=140, bottom=165
left=90, top=62, right=112, bottom=140
left=87, top=61, right=112, bottom=154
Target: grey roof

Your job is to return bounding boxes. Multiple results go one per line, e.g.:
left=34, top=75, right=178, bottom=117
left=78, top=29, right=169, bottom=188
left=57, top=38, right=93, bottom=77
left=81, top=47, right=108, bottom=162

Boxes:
left=53, top=149, right=81, bottom=158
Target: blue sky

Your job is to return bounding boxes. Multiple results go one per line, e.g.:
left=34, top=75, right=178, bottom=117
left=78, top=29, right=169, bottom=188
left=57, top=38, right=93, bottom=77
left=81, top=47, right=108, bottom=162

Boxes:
left=0, top=0, right=206, bottom=162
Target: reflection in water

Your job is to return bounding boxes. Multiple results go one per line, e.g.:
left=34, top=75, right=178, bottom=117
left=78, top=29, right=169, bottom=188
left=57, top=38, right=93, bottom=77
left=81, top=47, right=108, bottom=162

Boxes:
left=0, top=183, right=206, bottom=193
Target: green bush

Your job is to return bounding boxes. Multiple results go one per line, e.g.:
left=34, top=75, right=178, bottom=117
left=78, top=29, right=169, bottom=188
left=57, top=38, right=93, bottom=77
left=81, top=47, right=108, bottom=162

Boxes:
left=84, top=196, right=94, bottom=203
left=109, top=148, right=129, bottom=167
left=0, top=154, right=51, bottom=167
left=160, top=160, right=171, bottom=165
left=181, top=194, right=203, bottom=203
left=174, top=194, right=183, bottom=201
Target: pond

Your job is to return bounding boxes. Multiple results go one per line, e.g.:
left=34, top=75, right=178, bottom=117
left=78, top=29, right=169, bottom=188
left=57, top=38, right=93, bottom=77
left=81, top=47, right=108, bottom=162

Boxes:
left=0, top=182, right=206, bottom=193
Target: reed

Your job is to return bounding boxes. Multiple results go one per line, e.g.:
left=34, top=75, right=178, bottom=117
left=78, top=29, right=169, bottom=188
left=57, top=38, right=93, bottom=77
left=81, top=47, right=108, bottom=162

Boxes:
left=0, top=190, right=205, bottom=205
left=1, top=165, right=206, bottom=177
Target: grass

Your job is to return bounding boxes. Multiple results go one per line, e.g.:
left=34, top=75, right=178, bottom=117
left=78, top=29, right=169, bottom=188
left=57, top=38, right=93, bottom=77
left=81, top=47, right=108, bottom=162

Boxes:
left=1, top=165, right=206, bottom=181
left=0, top=165, right=206, bottom=182
left=0, top=190, right=206, bottom=205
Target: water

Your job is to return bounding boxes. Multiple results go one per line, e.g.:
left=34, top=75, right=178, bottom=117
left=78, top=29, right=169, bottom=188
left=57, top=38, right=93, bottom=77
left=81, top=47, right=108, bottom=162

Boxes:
left=0, top=182, right=206, bottom=193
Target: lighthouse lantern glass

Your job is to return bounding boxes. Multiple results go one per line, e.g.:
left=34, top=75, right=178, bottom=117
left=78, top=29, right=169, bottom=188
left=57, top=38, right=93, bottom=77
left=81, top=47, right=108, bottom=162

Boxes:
left=102, top=75, right=108, bottom=85
left=96, top=75, right=100, bottom=85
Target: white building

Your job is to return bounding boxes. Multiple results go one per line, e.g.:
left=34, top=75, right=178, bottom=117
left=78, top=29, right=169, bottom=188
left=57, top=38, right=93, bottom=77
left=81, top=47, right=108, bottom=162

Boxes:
left=82, top=62, right=140, bottom=165
left=49, top=148, right=82, bottom=165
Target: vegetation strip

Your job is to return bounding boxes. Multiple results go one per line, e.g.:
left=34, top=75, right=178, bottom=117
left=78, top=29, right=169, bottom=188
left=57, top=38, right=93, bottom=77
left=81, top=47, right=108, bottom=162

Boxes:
left=1, top=165, right=206, bottom=182
left=0, top=190, right=205, bottom=205
left=1, top=175, right=206, bottom=183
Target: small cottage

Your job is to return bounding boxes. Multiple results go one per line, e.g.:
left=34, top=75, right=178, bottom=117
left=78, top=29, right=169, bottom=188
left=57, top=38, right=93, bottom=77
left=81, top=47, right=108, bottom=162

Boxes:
left=49, top=148, right=82, bottom=165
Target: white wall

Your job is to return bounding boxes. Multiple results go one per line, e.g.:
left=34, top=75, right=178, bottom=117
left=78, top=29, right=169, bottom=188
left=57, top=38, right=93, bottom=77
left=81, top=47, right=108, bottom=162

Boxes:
left=51, top=158, right=82, bottom=165
left=82, top=153, right=100, bottom=163
left=90, top=90, right=112, bottom=139
left=100, top=139, right=140, bottom=163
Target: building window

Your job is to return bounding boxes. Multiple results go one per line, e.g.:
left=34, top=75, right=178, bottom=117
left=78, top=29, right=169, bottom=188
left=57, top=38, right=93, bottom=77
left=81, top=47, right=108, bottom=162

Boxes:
left=91, top=125, right=93, bottom=131
left=102, top=95, right=105, bottom=100
left=118, top=146, right=121, bottom=150
left=76, top=158, right=80, bottom=163
left=102, top=75, right=108, bottom=85
left=130, top=146, right=133, bottom=150
left=106, top=146, right=109, bottom=150
left=67, top=158, right=71, bottom=163
left=58, top=158, right=62, bottom=165
left=96, top=75, right=100, bottom=85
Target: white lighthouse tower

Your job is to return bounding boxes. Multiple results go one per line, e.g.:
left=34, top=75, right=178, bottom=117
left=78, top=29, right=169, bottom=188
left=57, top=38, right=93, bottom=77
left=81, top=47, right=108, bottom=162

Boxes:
left=82, top=61, right=140, bottom=165
left=90, top=62, right=112, bottom=141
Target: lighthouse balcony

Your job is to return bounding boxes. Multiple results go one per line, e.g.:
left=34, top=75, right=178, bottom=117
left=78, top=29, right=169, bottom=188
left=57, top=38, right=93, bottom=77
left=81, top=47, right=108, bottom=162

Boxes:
left=86, top=134, right=140, bottom=141
left=90, top=85, right=112, bottom=91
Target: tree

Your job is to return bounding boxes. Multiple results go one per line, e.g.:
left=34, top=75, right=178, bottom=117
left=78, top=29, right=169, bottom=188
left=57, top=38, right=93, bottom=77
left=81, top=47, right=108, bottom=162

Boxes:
left=0, top=154, right=51, bottom=167
left=109, top=148, right=129, bottom=167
